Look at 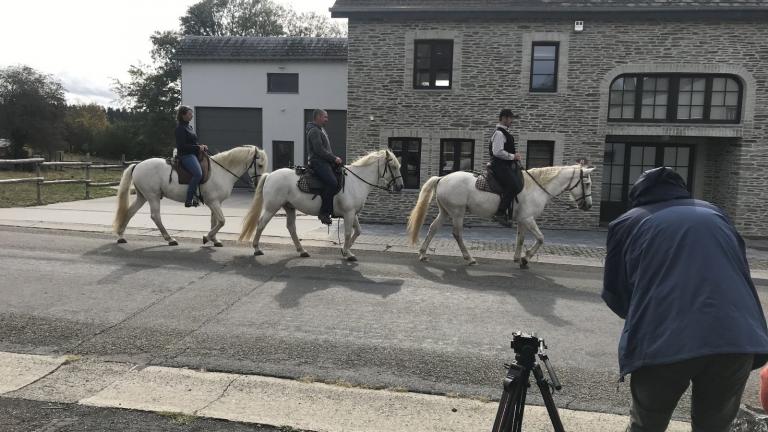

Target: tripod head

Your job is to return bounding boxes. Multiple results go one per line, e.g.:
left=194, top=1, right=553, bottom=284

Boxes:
left=509, top=331, right=562, bottom=391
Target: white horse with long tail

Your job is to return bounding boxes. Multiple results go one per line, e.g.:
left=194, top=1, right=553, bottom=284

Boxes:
left=113, top=145, right=268, bottom=246
left=239, top=149, right=404, bottom=261
left=407, top=164, right=595, bottom=268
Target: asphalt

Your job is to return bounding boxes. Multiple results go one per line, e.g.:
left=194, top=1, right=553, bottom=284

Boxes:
left=1, top=191, right=767, bottom=430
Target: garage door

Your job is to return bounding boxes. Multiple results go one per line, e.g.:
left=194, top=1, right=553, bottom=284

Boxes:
left=195, top=107, right=262, bottom=188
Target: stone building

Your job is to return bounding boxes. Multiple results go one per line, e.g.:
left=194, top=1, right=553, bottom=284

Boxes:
left=331, top=0, right=768, bottom=236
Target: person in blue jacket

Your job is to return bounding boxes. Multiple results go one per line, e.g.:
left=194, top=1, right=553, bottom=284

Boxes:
left=602, top=166, right=768, bottom=432
left=175, top=106, right=207, bottom=207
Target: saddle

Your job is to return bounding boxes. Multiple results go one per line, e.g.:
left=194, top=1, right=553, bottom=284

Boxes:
left=475, top=165, right=505, bottom=195
left=295, top=165, right=344, bottom=195
left=168, top=153, right=211, bottom=185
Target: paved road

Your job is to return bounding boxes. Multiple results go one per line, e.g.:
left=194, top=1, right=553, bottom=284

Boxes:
left=0, top=226, right=765, bottom=421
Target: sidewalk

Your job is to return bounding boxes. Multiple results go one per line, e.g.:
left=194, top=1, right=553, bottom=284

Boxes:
left=1, top=190, right=768, bottom=278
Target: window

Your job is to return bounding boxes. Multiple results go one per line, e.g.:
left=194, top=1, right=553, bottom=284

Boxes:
left=609, top=74, right=742, bottom=123
left=267, top=73, right=298, bottom=93
left=273, top=141, right=294, bottom=170
left=440, top=139, right=474, bottom=175
left=530, top=43, right=558, bottom=92
left=526, top=141, right=554, bottom=168
left=388, top=138, right=421, bottom=189
left=601, top=142, right=626, bottom=203
left=413, top=40, right=453, bottom=89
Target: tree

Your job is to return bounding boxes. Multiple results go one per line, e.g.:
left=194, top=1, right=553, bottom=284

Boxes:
left=0, top=65, right=66, bottom=159
left=63, top=104, right=109, bottom=154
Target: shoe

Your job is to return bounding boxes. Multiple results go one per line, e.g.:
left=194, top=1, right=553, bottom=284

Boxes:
left=491, top=212, right=512, bottom=227
left=185, top=199, right=199, bottom=208
left=318, top=214, right=332, bottom=225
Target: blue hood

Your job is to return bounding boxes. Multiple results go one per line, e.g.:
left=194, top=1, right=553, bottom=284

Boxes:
left=628, top=166, right=691, bottom=208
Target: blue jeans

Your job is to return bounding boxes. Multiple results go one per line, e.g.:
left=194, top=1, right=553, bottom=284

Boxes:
left=180, top=154, right=202, bottom=203
left=311, top=160, right=338, bottom=215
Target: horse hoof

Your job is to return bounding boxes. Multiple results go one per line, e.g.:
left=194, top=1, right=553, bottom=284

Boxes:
left=468, top=260, right=477, bottom=266
left=520, top=258, right=529, bottom=269
left=254, top=250, right=264, bottom=256
left=346, top=255, right=358, bottom=262
left=419, top=255, right=429, bottom=262
left=202, top=235, right=209, bottom=244
left=169, top=240, right=179, bottom=246
left=513, top=258, right=520, bottom=263
left=299, top=251, right=310, bottom=258
left=117, top=238, right=127, bottom=244
left=214, top=241, right=223, bottom=247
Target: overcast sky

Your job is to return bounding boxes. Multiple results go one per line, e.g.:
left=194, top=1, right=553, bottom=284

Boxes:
left=0, top=0, right=341, bottom=107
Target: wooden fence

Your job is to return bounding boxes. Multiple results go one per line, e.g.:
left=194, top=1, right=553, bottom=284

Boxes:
left=0, top=155, right=140, bottom=204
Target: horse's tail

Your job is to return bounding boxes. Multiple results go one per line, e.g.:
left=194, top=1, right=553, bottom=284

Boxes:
left=112, top=163, right=136, bottom=233
left=407, top=176, right=441, bottom=245
left=239, top=173, right=269, bottom=241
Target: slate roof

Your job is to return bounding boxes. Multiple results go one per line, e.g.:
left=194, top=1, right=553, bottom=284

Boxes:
left=177, top=37, right=348, bottom=61
left=331, top=0, right=768, bottom=16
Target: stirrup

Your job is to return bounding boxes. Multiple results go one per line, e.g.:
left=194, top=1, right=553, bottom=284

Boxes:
left=318, top=214, right=332, bottom=225
left=185, top=199, right=200, bottom=208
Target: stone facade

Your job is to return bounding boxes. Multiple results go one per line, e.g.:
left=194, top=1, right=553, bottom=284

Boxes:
left=339, top=12, right=768, bottom=236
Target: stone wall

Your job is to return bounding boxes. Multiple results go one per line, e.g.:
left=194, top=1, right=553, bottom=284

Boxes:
left=345, top=16, right=768, bottom=235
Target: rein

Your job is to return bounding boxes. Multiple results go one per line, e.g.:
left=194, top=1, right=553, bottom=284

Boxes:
left=524, top=167, right=591, bottom=209
left=343, top=152, right=402, bottom=192
left=205, top=149, right=260, bottom=187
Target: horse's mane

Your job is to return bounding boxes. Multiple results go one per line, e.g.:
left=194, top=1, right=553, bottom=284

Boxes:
left=523, top=165, right=579, bottom=191
left=211, top=145, right=258, bottom=167
left=350, top=149, right=393, bottom=167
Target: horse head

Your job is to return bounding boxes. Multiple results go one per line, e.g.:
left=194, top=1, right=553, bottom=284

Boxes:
left=567, top=164, right=595, bottom=211
left=252, top=146, right=268, bottom=178
left=384, top=149, right=404, bottom=192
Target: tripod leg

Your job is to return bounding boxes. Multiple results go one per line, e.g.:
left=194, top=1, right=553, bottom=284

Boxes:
left=533, top=365, right=566, bottom=432
left=492, top=364, right=525, bottom=432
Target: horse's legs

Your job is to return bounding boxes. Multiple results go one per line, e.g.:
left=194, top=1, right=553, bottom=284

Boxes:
left=418, top=208, right=446, bottom=262
left=203, top=201, right=225, bottom=247
left=116, top=192, right=146, bottom=243
left=519, top=217, right=544, bottom=268
left=284, top=206, right=309, bottom=257
left=147, top=196, right=177, bottom=246
left=451, top=209, right=476, bottom=266
left=513, top=222, right=526, bottom=263
left=341, top=212, right=357, bottom=262
left=252, top=206, right=279, bottom=256
left=350, top=215, right=362, bottom=247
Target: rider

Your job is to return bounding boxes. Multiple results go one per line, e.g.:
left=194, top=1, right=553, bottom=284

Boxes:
left=306, top=109, right=343, bottom=225
left=489, top=108, right=522, bottom=227
left=175, top=105, right=208, bottom=207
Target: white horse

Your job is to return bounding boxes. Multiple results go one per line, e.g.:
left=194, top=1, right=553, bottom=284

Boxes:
left=113, top=145, right=268, bottom=246
left=239, top=149, right=404, bottom=261
left=407, top=164, right=595, bottom=268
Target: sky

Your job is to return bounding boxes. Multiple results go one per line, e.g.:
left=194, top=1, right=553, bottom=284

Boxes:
left=0, top=0, right=341, bottom=107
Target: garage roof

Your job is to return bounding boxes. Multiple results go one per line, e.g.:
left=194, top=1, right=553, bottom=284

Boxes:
left=177, top=37, right=348, bottom=61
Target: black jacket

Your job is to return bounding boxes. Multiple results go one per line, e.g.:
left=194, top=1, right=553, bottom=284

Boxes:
left=176, top=122, right=199, bottom=156
left=602, top=167, right=768, bottom=376
left=305, top=122, right=336, bottom=164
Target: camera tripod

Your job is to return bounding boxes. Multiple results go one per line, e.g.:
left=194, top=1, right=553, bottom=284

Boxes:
left=492, top=332, right=565, bottom=432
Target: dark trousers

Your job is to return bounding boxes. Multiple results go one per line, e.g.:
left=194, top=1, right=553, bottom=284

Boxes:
left=311, top=160, right=337, bottom=216
left=490, top=160, right=517, bottom=214
left=180, top=154, right=202, bottom=203
left=628, top=353, right=754, bottom=432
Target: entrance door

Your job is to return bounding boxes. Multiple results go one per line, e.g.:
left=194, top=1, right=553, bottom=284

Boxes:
left=600, top=142, right=693, bottom=222
left=273, top=140, right=294, bottom=170
left=303, top=110, right=347, bottom=164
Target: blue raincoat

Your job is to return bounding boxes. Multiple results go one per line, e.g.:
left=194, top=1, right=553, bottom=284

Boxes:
left=602, top=167, right=768, bottom=377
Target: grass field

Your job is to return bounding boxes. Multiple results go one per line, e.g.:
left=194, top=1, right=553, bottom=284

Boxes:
left=0, top=167, right=124, bottom=208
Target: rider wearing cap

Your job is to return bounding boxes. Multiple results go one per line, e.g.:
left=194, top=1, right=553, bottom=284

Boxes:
left=489, top=108, right=522, bottom=227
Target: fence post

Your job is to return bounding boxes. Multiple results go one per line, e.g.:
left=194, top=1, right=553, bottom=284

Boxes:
left=121, top=154, right=126, bottom=166
left=35, top=161, right=42, bottom=205
left=85, top=164, right=91, bottom=199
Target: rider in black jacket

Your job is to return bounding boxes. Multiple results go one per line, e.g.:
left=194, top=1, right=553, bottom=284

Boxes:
left=306, top=109, right=342, bottom=225
left=175, top=106, right=207, bottom=207
left=489, top=109, right=522, bottom=227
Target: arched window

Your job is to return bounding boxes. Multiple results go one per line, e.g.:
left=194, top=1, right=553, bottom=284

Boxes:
left=608, top=74, right=742, bottom=124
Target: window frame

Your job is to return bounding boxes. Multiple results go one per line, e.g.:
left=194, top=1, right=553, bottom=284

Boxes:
left=529, top=42, right=559, bottom=93
left=388, top=137, right=422, bottom=189
left=526, top=140, right=555, bottom=168
left=608, top=73, right=742, bottom=124
left=267, top=73, right=299, bottom=94
left=413, top=40, right=454, bottom=90
left=439, top=138, right=474, bottom=176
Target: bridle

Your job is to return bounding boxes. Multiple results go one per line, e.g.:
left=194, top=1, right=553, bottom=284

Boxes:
left=344, top=151, right=403, bottom=192
left=205, top=148, right=263, bottom=187
left=525, top=166, right=592, bottom=209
